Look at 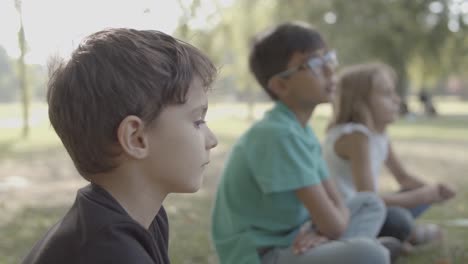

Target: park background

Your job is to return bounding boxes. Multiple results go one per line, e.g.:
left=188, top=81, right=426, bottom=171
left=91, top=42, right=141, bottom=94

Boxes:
left=1, top=0, right=468, bottom=263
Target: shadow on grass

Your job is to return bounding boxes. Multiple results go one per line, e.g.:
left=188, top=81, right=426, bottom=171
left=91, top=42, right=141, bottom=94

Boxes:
left=3, top=198, right=468, bottom=264
left=396, top=227, right=468, bottom=264
left=0, top=138, right=20, bottom=157
left=0, top=204, right=69, bottom=264
left=165, top=193, right=219, bottom=264
left=0, top=130, right=64, bottom=163
left=1, top=111, right=467, bottom=264
left=0, top=144, right=65, bottom=160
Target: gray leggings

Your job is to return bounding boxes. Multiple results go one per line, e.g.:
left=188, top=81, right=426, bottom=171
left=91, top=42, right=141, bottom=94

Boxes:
left=261, top=192, right=390, bottom=264
left=379, top=206, right=414, bottom=241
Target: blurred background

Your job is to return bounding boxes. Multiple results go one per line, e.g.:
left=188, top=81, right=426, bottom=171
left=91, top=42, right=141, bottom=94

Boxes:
left=0, top=0, right=467, bottom=263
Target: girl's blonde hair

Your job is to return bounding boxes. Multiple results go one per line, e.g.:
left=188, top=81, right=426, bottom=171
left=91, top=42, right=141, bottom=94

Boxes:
left=330, top=62, right=397, bottom=131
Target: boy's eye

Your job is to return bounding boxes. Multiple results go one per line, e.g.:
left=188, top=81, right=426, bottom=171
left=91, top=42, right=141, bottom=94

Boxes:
left=194, top=119, right=206, bottom=128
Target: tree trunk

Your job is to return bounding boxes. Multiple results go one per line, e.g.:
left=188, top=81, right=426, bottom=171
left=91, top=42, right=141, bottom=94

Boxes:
left=393, top=56, right=410, bottom=116
left=397, top=66, right=410, bottom=116
left=17, top=14, right=29, bottom=138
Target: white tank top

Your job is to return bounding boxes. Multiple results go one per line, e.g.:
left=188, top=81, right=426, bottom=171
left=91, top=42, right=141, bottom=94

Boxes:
left=323, top=123, right=389, bottom=201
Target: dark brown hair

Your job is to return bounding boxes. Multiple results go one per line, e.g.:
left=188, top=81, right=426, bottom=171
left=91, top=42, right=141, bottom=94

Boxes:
left=249, top=21, right=325, bottom=100
left=47, top=28, right=217, bottom=176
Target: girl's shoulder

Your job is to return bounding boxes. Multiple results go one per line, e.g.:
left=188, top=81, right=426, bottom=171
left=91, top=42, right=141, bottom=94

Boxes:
left=327, top=122, right=372, bottom=139
left=326, top=123, right=389, bottom=152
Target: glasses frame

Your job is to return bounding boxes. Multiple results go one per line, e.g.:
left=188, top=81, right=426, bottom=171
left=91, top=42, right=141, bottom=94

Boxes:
left=276, top=50, right=338, bottom=79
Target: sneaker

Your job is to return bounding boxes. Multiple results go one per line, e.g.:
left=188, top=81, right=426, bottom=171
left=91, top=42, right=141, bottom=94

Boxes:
left=378, top=236, right=403, bottom=263
left=409, top=223, right=443, bottom=246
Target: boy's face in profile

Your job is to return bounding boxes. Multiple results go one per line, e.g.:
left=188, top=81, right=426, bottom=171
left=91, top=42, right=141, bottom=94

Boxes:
left=276, top=48, right=337, bottom=108
left=144, top=77, right=218, bottom=193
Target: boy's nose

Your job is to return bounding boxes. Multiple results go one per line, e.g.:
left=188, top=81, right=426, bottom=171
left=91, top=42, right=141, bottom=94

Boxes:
left=322, top=64, right=337, bottom=82
left=329, top=75, right=337, bottom=86
left=323, top=64, right=334, bottom=76
left=206, top=127, right=218, bottom=150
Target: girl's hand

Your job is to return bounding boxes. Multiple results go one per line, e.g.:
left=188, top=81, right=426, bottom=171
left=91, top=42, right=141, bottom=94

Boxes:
left=437, top=183, right=456, bottom=201
left=292, top=221, right=329, bottom=255
left=420, top=184, right=443, bottom=204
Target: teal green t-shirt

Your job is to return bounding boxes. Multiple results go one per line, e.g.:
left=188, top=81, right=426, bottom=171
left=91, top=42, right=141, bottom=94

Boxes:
left=211, top=102, right=329, bottom=264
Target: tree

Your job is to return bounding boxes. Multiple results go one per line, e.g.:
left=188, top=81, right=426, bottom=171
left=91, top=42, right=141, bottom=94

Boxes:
left=170, top=0, right=468, bottom=113
left=275, top=0, right=467, bottom=111
left=0, top=46, right=19, bottom=102
left=14, top=0, right=30, bottom=138
left=174, top=0, right=278, bottom=120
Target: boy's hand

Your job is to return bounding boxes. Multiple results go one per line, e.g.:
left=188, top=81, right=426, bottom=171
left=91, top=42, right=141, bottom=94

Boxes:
left=292, top=221, right=329, bottom=255
left=437, top=183, right=456, bottom=201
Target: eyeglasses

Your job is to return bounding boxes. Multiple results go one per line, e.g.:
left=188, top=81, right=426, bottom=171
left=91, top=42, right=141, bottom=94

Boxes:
left=276, top=50, right=338, bottom=78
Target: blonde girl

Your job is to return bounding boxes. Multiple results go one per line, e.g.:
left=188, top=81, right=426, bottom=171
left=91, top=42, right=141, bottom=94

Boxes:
left=323, top=63, right=456, bottom=256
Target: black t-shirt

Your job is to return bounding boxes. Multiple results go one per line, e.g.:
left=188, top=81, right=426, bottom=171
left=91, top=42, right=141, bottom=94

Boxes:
left=22, top=184, right=170, bottom=264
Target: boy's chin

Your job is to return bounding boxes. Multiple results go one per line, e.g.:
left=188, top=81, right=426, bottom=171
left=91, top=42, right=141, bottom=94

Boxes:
left=318, top=94, right=333, bottom=104
left=173, top=179, right=203, bottom=194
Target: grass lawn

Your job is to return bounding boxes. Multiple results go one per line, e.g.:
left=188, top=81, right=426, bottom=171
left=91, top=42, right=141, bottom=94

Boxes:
left=1, top=98, right=468, bottom=264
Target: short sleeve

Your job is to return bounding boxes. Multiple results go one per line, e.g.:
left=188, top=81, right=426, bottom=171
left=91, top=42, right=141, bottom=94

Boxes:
left=317, top=157, right=330, bottom=181
left=333, top=123, right=371, bottom=139
left=247, top=128, right=324, bottom=193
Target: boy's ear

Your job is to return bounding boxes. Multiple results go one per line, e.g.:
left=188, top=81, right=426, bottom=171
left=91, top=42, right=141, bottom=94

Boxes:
left=117, top=116, right=149, bottom=159
left=268, top=76, right=289, bottom=99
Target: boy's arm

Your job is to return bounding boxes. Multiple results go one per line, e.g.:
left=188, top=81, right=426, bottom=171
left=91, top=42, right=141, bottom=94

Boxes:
left=296, top=181, right=349, bottom=240
left=385, top=142, right=426, bottom=189
left=321, top=177, right=349, bottom=217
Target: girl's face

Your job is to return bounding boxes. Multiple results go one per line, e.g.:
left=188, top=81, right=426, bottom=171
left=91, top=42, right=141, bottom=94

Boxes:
left=369, top=71, right=401, bottom=129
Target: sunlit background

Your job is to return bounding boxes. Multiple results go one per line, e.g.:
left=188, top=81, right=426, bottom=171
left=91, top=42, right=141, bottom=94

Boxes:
left=1, top=0, right=468, bottom=263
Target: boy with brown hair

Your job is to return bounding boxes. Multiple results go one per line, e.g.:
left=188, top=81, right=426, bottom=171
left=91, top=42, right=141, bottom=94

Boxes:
left=23, top=28, right=218, bottom=264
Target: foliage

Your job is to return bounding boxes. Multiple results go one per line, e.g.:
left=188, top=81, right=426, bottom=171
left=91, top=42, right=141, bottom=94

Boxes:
left=174, top=0, right=468, bottom=101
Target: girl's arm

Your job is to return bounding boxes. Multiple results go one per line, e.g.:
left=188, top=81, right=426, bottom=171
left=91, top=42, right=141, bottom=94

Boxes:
left=385, top=143, right=425, bottom=189
left=337, top=132, right=439, bottom=208
left=384, top=142, right=455, bottom=206
left=380, top=185, right=440, bottom=208
left=296, top=180, right=350, bottom=240
left=335, top=131, right=376, bottom=192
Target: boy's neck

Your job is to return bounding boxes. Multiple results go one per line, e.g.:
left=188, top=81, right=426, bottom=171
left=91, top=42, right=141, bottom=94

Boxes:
left=91, top=167, right=167, bottom=230
left=280, top=100, right=316, bottom=127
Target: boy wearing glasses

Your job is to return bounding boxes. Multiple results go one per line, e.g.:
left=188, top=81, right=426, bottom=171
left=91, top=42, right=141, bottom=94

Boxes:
left=211, top=21, right=390, bottom=264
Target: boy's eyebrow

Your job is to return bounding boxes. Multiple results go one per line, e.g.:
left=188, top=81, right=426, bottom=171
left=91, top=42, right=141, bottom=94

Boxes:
left=308, top=48, right=330, bottom=58
left=191, top=104, right=208, bottom=114
left=298, top=49, right=329, bottom=64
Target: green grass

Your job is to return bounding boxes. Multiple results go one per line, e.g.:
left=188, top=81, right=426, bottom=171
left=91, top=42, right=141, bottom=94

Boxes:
left=0, top=206, right=69, bottom=264
left=0, top=102, right=61, bottom=160
left=1, top=99, right=468, bottom=264
left=389, top=116, right=468, bottom=142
